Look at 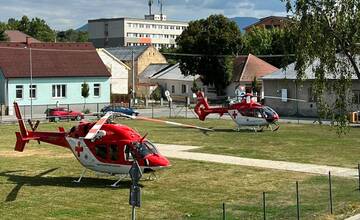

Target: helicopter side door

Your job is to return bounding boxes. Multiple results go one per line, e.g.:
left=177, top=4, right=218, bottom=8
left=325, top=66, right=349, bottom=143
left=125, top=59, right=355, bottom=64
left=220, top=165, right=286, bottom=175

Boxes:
left=228, top=109, right=268, bottom=126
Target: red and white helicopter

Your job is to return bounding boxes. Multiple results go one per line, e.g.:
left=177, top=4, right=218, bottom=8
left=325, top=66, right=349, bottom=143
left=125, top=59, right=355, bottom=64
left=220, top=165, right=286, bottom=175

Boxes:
left=194, top=91, right=281, bottom=131
left=13, top=102, right=190, bottom=187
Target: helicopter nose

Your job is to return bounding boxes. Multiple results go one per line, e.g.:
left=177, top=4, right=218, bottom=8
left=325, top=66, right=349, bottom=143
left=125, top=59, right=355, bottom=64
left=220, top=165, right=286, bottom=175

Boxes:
left=146, top=154, right=170, bottom=168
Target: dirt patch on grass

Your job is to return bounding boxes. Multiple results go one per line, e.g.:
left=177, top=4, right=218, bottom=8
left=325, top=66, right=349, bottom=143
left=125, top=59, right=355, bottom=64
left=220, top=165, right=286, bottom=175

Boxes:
left=0, top=149, right=72, bottom=158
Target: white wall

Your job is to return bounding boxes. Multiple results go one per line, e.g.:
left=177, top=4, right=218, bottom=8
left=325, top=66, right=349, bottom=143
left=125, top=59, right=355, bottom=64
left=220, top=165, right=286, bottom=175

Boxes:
left=97, top=49, right=129, bottom=94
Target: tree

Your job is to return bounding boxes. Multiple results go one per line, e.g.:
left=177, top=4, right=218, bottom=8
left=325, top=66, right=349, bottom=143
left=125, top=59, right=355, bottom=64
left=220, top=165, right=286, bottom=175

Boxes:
left=81, top=82, right=90, bottom=109
left=0, top=22, right=7, bottom=41
left=56, top=29, right=88, bottom=42
left=242, top=27, right=295, bottom=67
left=176, top=15, right=242, bottom=95
left=5, top=16, right=55, bottom=42
left=283, top=0, right=360, bottom=132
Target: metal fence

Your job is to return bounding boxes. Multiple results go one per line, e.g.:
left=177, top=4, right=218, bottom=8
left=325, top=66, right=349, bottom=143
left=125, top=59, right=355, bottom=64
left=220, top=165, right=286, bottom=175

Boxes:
left=217, top=168, right=360, bottom=219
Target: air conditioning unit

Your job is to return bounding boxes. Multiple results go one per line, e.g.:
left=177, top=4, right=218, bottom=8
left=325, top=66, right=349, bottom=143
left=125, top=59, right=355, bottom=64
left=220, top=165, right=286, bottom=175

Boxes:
left=281, top=89, right=288, bottom=102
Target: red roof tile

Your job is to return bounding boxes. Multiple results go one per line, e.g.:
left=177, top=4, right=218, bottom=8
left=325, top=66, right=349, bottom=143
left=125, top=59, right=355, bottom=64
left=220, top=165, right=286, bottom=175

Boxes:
left=232, top=54, right=279, bottom=82
left=4, top=30, right=41, bottom=43
left=0, top=42, right=111, bottom=78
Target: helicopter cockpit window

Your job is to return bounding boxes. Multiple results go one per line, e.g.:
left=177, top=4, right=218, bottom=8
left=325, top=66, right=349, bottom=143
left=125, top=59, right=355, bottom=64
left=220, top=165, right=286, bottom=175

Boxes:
left=263, top=106, right=276, bottom=118
left=143, top=141, right=159, bottom=154
left=135, top=142, right=151, bottom=158
left=254, top=109, right=262, bottom=118
left=124, top=145, right=134, bottom=161
left=110, top=144, right=118, bottom=161
left=95, top=144, right=107, bottom=160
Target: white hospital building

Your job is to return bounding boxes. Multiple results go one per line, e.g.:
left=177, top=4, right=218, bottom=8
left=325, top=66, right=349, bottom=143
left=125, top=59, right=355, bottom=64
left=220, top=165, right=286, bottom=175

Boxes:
left=88, top=13, right=188, bottom=49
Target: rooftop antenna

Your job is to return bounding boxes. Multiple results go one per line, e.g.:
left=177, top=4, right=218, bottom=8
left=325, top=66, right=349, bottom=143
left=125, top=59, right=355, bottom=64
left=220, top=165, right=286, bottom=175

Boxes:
left=158, top=0, right=164, bottom=20
left=148, top=0, right=153, bottom=15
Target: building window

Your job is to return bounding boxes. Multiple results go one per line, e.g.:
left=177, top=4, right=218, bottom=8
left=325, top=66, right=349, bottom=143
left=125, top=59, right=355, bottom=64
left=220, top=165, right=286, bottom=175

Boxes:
left=164, top=25, right=169, bottom=29
left=94, top=83, right=100, bottom=97
left=139, top=24, right=144, bottom=28
left=181, top=85, right=187, bottom=94
left=171, top=85, right=175, bottom=93
left=176, top=26, right=181, bottom=30
left=15, top=85, right=23, bottom=99
left=52, top=85, right=66, bottom=98
left=104, top=23, right=109, bottom=36
left=170, top=26, right=174, bottom=30
left=353, top=90, right=360, bottom=104
left=29, top=85, right=36, bottom=99
left=146, top=24, right=150, bottom=28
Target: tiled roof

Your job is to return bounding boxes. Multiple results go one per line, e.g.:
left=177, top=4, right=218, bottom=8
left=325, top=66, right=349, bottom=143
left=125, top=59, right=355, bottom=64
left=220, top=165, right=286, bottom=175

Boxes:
left=232, top=54, right=278, bottom=82
left=4, top=30, right=41, bottom=43
left=0, top=42, right=111, bottom=78
left=105, top=46, right=149, bottom=61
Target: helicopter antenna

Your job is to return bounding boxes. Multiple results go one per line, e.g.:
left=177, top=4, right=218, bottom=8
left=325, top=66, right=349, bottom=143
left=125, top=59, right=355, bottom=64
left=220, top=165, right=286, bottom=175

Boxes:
left=148, top=0, right=154, bottom=15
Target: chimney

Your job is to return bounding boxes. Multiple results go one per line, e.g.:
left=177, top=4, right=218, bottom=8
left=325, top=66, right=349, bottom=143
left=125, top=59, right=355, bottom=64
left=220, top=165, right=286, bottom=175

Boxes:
left=26, top=36, right=31, bottom=47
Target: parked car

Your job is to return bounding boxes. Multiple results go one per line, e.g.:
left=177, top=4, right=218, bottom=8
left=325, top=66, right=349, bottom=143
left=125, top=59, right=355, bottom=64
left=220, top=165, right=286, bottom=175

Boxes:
left=101, top=105, right=139, bottom=116
left=45, top=107, right=84, bottom=122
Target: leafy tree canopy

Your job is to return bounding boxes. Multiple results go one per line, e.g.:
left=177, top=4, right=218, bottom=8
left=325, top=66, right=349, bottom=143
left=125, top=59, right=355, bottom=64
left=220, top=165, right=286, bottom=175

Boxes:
left=176, top=14, right=242, bottom=95
left=56, top=29, right=88, bottom=42
left=242, top=27, right=296, bottom=67
left=284, top=0, right=360, bottom=132
left=0, top=22, right=7, bottom=41
left=6, top=16, right=56, bottom=42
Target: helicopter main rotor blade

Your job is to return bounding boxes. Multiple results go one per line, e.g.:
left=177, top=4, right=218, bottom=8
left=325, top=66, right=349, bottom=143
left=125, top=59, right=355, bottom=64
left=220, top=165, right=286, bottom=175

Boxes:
left=84, top=112, right=113, bottom=139
left=118, top=113, right=214, bottom=132
left=263, top=96, right=306, bottom=102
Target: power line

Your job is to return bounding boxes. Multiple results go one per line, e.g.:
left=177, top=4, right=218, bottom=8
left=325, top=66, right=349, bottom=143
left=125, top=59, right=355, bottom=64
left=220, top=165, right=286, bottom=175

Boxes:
left=0, top=46, right=94, bottom=52
left=162, top=52, right=295, bottom=58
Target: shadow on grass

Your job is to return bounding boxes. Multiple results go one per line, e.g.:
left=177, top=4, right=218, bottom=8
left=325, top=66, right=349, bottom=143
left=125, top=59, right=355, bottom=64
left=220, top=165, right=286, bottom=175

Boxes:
left=0, top=169, right=138, bottom=202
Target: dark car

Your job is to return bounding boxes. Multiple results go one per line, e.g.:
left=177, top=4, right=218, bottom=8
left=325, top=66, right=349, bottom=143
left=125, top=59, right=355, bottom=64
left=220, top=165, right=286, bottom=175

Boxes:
left=45, top=107, right=84, bottom=122
left=101, top=105, right=139, bottom=116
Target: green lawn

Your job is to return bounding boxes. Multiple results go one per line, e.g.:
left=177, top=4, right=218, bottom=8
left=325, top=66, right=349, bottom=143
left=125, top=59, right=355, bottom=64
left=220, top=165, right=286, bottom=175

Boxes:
left=0, top=121, right=359, bottom=219
left=115, top=118, right=360, bottom=168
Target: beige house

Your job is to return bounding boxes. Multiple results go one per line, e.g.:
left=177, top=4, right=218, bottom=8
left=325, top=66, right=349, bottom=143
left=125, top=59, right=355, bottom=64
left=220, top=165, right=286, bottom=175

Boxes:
left=262, top=62, right=360, bottom=117
left=105, top=45, right=167, bottom=96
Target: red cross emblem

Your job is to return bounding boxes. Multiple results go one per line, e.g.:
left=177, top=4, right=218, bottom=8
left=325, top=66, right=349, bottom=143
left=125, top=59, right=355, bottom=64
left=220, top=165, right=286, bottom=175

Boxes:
left=75, top=142, right=83, bottom=157
left=232, top=111, right=238, bottom=119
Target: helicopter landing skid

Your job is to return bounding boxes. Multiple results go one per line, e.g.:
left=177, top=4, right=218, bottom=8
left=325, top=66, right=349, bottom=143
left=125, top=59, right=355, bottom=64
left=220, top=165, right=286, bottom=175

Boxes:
left=73, top=168, right=87, bottom=183
left=234, top=126, right=264, bottom=132
left=110, top=174, right=128, bottom=187
left=146, top=172, right=157, bottom=181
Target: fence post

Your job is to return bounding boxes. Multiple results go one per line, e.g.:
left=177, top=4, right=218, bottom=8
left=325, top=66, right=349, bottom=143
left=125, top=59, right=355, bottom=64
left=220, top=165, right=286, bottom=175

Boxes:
left=358, top=163, right=360, bottom=191
left=97, top=103, right=99, bottom=114
left=23, top=105, right=26, bottom=120
left=67, top=104, right=70, bottom=122
left=152, top=103, right=154, bottom=119
left=296, top=181, right=300, bottom=220
left=328, top=171, right=333, bottom=214
left=222, top=202, right=226, bottom=220
left=263, top=192, right=266, bottom=220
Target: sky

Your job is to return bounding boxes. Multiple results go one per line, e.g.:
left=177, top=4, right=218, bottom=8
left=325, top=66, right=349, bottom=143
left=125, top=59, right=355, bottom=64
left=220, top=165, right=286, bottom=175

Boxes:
left=0, top=0, right=288, bottom=30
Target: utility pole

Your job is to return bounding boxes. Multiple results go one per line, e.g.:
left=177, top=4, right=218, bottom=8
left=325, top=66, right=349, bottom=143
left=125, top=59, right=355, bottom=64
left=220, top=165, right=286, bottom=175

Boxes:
left=132, top=49, right=135, bottom=106
left=26, top=37, right=33, bottom=120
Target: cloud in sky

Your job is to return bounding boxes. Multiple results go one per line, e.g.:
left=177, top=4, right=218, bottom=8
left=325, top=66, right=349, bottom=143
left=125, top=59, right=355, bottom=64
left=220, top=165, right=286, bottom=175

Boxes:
left=0, top=0, right=288, bottom=30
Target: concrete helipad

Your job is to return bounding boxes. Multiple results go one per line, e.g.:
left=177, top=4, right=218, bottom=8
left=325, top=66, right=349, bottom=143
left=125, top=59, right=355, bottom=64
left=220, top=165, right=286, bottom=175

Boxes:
left=156, top=144, right=358, bottom=178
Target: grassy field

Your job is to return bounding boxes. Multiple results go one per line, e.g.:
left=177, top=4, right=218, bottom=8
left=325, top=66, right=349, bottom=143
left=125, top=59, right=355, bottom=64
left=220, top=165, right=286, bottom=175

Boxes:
left=115, top=118, right=360, bottom=168
left=0, top=121, right=359, bottom=219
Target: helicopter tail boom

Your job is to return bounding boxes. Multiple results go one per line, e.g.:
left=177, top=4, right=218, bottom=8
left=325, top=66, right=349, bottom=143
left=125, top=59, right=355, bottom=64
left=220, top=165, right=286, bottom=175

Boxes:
left=194, top=91, right=211, bottom=121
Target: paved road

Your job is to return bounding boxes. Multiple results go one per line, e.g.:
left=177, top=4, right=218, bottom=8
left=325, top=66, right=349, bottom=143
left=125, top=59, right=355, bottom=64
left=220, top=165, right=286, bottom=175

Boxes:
left=156, top=143, right=358, bottom=178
